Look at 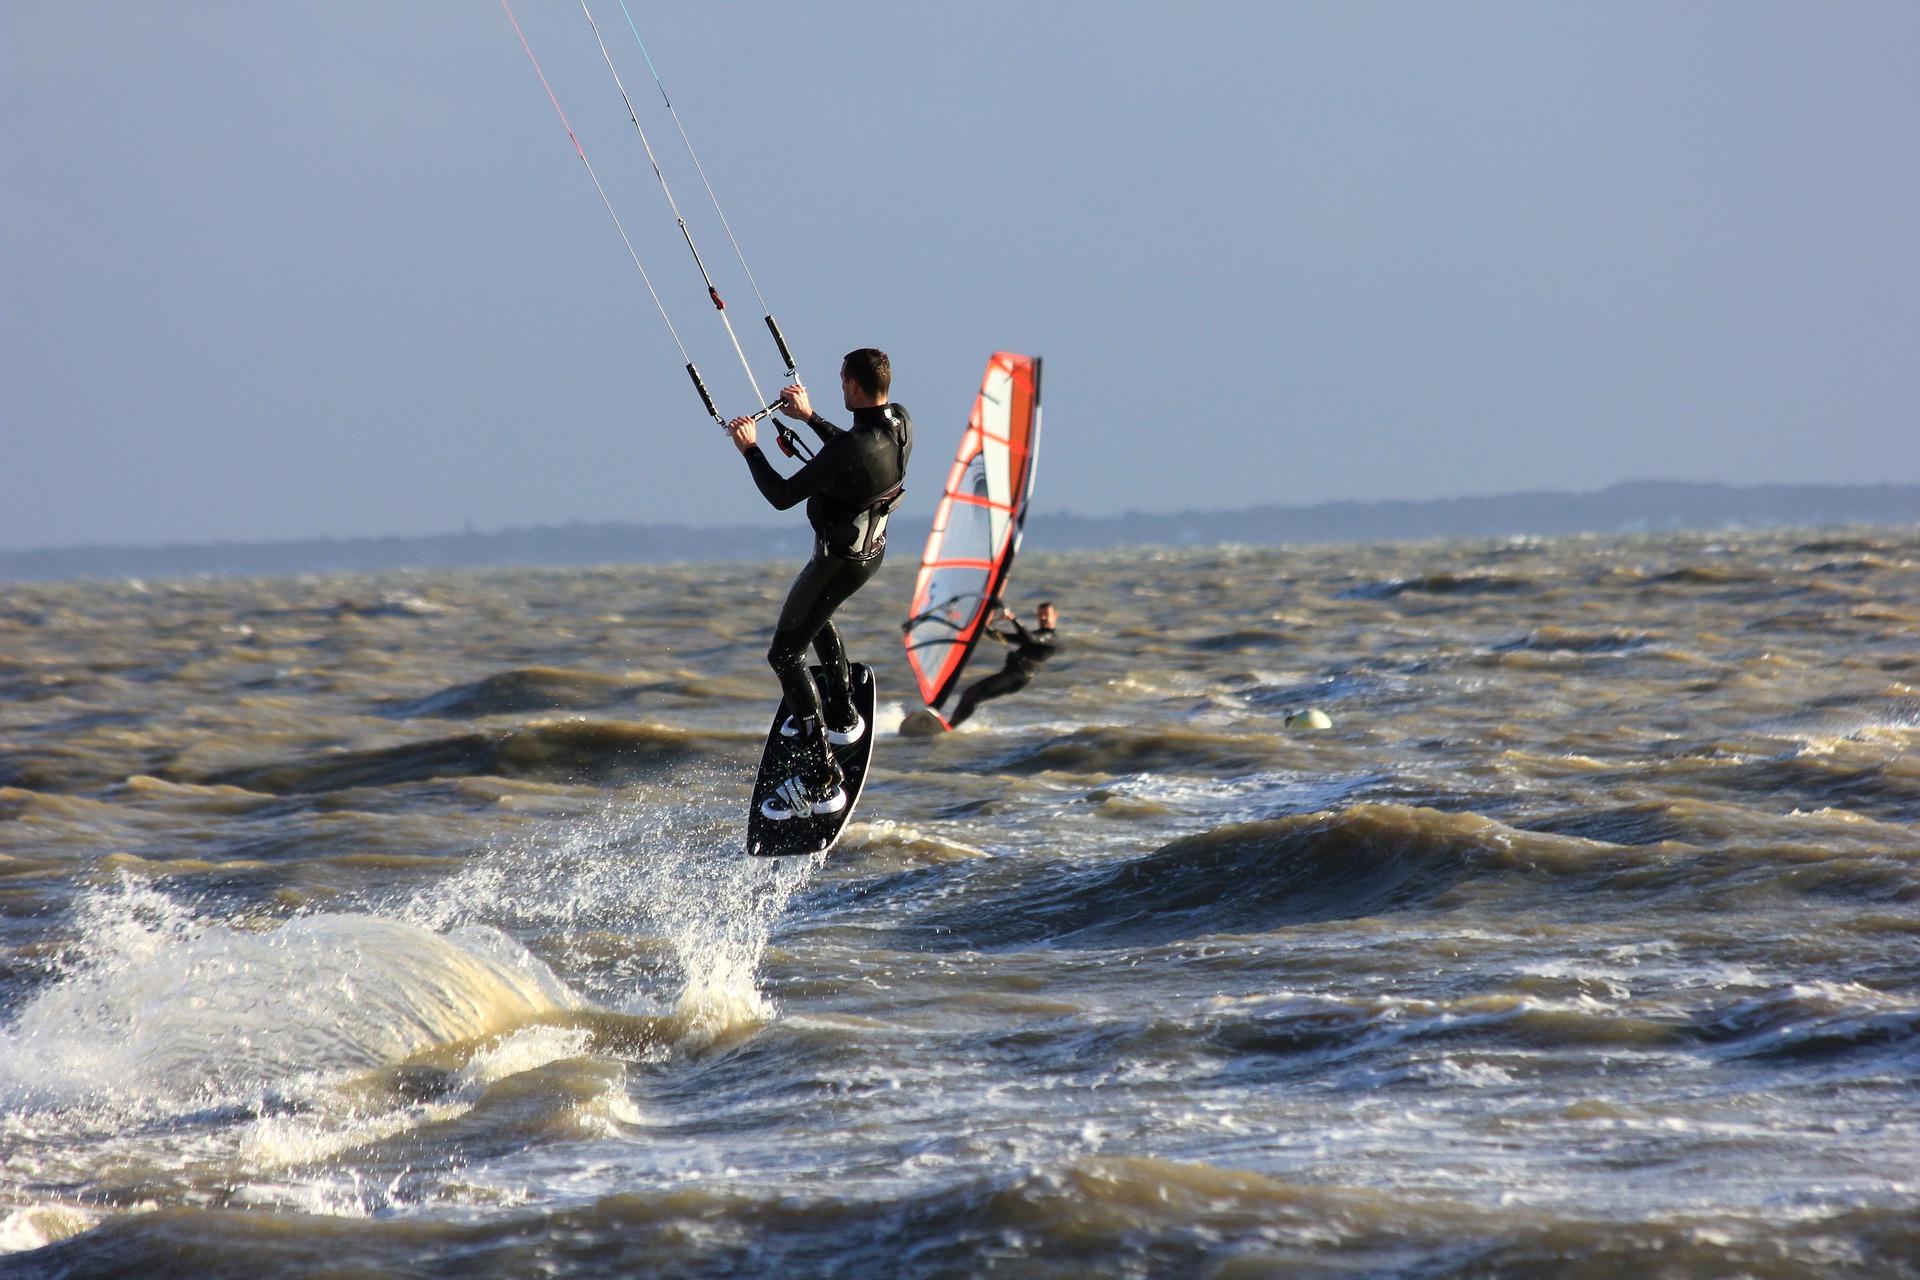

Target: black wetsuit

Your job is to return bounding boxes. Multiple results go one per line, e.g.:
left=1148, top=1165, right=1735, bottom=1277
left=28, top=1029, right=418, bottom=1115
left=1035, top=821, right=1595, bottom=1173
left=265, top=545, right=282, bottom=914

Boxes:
left=744, top=403, right=912, bottom=747
left=948, top=617, right=1056, bottom=727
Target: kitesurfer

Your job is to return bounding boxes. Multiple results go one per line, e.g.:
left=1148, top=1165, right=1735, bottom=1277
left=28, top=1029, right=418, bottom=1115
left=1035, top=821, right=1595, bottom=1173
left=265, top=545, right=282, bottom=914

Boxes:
left=946, top=602, right=1058, bottom=728
left=728, top=349, right=912, bottom=820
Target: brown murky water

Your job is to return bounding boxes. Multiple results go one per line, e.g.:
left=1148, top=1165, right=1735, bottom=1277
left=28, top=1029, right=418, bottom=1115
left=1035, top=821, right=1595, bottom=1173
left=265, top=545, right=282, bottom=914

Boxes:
left=4, top=527, right=1920, bottom=1277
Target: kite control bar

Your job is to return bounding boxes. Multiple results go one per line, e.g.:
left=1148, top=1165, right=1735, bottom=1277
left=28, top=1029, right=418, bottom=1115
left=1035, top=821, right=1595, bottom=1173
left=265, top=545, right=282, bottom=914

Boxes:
left=686, top=364, right=782, bottom=425
left=687, top=362, right=814, bottom=461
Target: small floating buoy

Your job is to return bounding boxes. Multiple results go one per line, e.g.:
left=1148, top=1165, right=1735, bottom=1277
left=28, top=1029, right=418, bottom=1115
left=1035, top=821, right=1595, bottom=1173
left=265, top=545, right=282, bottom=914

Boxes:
left=1285, top=708, right=1333, bottom=730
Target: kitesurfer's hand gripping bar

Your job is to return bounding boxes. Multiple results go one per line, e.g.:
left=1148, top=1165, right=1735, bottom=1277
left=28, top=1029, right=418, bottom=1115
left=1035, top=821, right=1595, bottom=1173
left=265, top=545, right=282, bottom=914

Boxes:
left=751, top=398, right=815, bottom=460
left=690, top=363, right=812, bottom=460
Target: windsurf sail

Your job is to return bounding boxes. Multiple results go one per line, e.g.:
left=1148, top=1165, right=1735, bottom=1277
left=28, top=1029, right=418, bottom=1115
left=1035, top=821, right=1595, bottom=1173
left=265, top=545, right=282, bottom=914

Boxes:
left=903, top=352, right=1043, bottom=710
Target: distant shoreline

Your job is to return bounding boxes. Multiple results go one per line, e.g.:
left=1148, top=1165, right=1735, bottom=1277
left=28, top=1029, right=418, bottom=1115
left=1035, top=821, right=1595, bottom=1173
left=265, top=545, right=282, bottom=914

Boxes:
left=4, top=480, right=1917, bottom=584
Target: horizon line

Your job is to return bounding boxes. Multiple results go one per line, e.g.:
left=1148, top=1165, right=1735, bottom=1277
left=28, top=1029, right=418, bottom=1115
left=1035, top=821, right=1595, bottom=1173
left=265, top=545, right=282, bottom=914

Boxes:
left=6, top=477, right=1919, bottom=559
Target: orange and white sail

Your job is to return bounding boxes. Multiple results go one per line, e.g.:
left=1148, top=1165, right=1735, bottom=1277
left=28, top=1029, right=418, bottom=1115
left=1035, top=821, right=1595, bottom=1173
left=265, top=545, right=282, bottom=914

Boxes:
left=903, top=352, right=1043, bottom=710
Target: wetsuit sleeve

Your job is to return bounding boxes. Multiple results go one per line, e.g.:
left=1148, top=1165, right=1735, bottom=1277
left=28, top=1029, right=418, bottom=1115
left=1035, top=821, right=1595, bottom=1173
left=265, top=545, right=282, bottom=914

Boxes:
left=805, top=412, right=845, bottom=444
left=742, top=438, right=846, bottom=511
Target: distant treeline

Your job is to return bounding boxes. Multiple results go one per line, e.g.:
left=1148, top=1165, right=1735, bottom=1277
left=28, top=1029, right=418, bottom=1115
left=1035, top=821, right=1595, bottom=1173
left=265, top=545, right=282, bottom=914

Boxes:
left=4, top=481, right=1917, bottom=583
left=1028, top=480, right=1920, bottom=550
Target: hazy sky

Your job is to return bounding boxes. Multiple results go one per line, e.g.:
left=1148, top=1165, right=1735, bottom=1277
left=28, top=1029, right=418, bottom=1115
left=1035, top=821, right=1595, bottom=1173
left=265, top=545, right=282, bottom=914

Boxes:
left=3, top=2, right=1915, bottom=549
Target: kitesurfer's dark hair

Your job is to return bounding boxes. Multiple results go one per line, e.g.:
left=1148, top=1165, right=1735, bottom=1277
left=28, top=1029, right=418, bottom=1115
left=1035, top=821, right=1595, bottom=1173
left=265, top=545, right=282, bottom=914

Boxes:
left=842, top=348, right=891, bottom=398
left=1038, top=600, right=1056, bottom=613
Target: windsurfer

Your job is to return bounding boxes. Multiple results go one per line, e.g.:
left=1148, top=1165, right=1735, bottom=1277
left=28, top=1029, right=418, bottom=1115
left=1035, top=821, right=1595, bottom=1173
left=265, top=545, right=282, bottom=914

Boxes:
left=728, top=348, right=912, bottom=819
left=946, top=602, right=1058, bottom=728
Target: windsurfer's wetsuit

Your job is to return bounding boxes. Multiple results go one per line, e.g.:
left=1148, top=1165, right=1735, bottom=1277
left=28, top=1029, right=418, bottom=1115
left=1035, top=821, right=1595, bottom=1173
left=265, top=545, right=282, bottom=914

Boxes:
left=744, top=403, right=913, bottom=771
left=948, top=615, right=1056, bottom=727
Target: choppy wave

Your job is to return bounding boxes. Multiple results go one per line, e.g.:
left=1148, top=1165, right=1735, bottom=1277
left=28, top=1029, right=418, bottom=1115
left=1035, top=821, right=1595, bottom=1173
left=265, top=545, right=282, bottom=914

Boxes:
left=1341, top=571, right=1539, bottom=598
left=916, top=805, right=1507, bottom=949
left=1495, top=626, right=1656, bottom=653
left=197, top=720, right=747, bottom=794
left=1691, top=982, right=1920, bottom=1064
left=386, top=667, right=644, bottom=719
left=20, top=1152, right=1920, bottom=1279
left=995, top=724, right=1286, bottom=777
left=6, top=530, right=1920, bottom=1274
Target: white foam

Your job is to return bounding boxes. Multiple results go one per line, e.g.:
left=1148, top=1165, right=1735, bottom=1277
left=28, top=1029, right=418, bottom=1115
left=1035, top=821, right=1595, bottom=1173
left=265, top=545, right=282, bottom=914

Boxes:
left=838, top=819, right=988, bottom=862
left=235, top=1024, right=603, bottom=1173
left=1096, top=769, right=1373, bottom=827
left=0, top=880, right=580, bottom=1111
left=0, top=1205, right=95, bottom=1254
left=875, top=700, right=910, bottom=735
left=237, top=1101, right=463, bottom=1173
left=449, top=1023, right=595, bottom=1097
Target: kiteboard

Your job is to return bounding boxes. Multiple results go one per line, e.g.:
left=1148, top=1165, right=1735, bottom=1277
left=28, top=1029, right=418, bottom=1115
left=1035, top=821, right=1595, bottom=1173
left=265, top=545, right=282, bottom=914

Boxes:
left=746, top=663, right=878, bottom=857
left=901, top=352, right=1043, bottom=728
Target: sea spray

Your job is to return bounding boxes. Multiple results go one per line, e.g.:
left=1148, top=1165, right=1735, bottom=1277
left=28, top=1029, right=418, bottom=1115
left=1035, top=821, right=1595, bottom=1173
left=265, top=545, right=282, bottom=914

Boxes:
left=637, top=834, right=815, bottom=1044
left=0, top=877, right=579, bottom=1112
left=402, top=767, right=817, bottom=1044
left=0, top=876, right=203, bottom=1107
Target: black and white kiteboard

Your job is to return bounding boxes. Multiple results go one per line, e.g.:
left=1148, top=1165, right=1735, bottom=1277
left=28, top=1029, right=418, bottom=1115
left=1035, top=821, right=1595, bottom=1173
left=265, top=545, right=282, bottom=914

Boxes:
left=746, top=663, right=878, bottom=858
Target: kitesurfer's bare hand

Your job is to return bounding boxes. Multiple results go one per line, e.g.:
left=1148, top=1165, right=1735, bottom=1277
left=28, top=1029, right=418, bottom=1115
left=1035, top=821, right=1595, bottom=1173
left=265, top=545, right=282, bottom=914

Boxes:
left=777, top=384, right=812, bottom=420
left=726, top=415, right=757, bottom=453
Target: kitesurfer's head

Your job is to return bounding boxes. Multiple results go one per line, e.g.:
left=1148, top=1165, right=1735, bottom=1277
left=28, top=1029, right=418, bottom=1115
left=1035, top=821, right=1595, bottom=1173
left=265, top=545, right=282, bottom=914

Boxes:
left=841, top=348, right=890, bottom=409
left=1037, top=601, right=1057, bottom=629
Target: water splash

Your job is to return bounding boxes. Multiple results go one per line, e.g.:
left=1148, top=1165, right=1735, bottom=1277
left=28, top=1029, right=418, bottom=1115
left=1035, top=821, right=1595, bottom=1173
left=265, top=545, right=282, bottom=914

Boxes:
left=0, top=878, right=579, bottom=1112
left=875, top=699, right=910, bottom=736
left=0, top=780, right=806, bottom=1235
left=0, top=772, right=810, bottom=1121
left=404, top=769, right=816, bottom=1044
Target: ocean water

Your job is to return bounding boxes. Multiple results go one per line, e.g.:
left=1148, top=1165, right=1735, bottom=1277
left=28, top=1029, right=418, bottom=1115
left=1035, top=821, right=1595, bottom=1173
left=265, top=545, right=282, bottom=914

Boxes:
left=2, top=529, right=1918, bottom=1278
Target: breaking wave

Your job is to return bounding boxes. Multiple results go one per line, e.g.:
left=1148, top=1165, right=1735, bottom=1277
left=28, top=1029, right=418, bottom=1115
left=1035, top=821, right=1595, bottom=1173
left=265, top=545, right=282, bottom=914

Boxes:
left=197, top=720, right=750, bottom=794
left=0, top=882, right=581, bottom=1111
